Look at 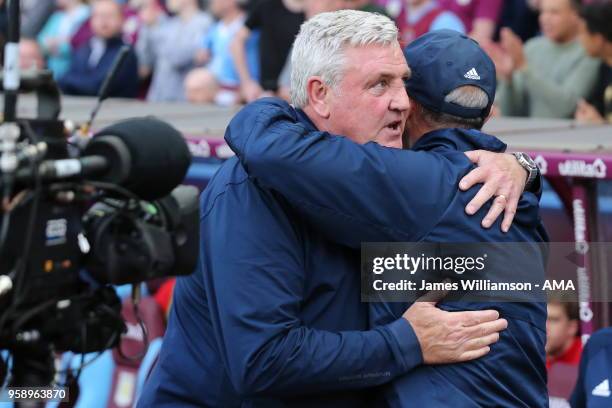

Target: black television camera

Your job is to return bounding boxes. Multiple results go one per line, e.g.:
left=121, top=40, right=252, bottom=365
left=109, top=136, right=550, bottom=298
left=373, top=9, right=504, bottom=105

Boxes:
left=0, top=0, right=199, bottom=394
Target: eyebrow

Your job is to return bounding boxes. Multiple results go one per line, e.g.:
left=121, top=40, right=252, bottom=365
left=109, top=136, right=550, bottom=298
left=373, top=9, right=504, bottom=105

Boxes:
left=368, top=68, right=412, bottom=84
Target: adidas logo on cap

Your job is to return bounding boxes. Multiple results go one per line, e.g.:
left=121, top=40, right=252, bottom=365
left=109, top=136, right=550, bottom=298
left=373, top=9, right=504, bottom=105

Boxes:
left=464, top=68, right=481, bottom=80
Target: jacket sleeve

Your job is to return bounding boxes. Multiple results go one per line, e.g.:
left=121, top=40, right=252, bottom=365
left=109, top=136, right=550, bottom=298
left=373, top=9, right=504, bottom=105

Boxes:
left=569, top=339, right=590, bottom=408
left=200, top=176, right=422, bottom=396
left=224, top=98, right=457, bottom=247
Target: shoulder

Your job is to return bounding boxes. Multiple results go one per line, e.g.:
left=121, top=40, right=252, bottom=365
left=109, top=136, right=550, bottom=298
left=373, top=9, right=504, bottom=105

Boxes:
left=199, top=157, right=250, bottom=219
left=232, top=98, right=299, bottom=128
left=583, top=328, right=612, bottom=359
left=198, top=157, right=299, bottom=242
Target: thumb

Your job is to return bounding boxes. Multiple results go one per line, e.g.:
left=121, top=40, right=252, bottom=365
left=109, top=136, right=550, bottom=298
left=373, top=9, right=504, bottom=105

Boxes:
left=464, top=150, right=483, bottom=164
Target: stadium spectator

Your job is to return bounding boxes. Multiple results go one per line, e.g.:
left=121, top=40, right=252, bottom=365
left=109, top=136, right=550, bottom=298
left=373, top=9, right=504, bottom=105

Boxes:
left=20, top=0, right=56, bottom=38
left=133, top=0, right=167, bottom=82
left=231, top=0, right=304, bottom=102
left=546, top=300, right=582, bottom=369
left=70, top=3, right=141, bottom=51
left=493, top=0, right=600, bottom=118
left=496, top=0, right=541, bottom=43
left=546, top=297, right=582, bottom=405
left=570, top=327, right=612, bottom=408
left=438, top=0, right=503, bottom=42
left=575, top=0, right=612, bottom=124
left=184, top=0, right=257, bottom=106
left=58, top=0, right=139, bottom=97
left=138, top=0, right=213, bottom=101
left=19, top=38, right=45, bottom=71
left=37, top=0, right=90, bottom=79
left=395, top=0, right=465, bottom=45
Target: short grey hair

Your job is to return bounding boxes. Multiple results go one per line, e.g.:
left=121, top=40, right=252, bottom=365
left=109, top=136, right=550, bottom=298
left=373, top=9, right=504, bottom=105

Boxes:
left=290, top=10, right=399, bottom=108
left=421, top=86, right=490, bottom=130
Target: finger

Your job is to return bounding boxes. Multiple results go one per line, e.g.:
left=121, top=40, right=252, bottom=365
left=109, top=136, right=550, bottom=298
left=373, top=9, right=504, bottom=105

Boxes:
left=481, top=195, right=506, bottom=228
left=505, top=29, right=519, bottom=42
left=463, top=332, right=501, bottom=352
left=501, top=197, right=518, bottom=233
left=459, top=166, right=486, bottom=192
left=466, top=181, right=498, bottom=215
left=453, top=309, right=501, bottom=326
left=462, top=319, right=508, bottom=341
left=501, top=206, right=516, bottom=233
left=457, top=346, right=491, bottom=362
left=500, top=172, right=523, bottom=232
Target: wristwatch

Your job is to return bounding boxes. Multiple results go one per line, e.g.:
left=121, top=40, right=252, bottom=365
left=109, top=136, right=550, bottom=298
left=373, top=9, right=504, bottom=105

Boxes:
left=512, top=152, right=539, bottom=190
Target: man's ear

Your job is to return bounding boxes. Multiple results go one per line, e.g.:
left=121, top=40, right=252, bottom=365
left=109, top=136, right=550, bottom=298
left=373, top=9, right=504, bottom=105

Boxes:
left=483, top=104, right=498, bottom=126
left=306, top=77, right=331, bottom=119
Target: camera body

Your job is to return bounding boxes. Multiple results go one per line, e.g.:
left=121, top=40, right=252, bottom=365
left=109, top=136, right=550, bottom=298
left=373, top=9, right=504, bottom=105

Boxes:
left=0, top=72, right=199, bottom=388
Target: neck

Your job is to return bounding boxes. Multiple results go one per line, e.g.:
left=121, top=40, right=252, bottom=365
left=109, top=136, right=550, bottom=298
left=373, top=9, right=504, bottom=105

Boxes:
left=405, top=121, right=433, bottom=147
left=409, top=0, right=433, bottom=13
left=180, top=3, right=199, bottom=20
left=222, top=8, right=243, bottom=23
left=65, top=3, right=81, bottom=12
left=551, top=337, right=576, bottom=359
left=302, top=105, right=327, bottom=131
left=283, top=0, right=303, bottom=13
left=555, top=29, right=579, bottom=45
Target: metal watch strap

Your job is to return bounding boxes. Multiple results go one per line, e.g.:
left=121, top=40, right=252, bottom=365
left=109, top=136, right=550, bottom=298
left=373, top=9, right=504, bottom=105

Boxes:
left=513, top=152, right=539, bottom=190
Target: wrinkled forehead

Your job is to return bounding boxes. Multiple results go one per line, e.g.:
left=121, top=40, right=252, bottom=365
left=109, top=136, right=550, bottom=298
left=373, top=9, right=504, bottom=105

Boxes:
left=341, top=42, right=411, bottom=79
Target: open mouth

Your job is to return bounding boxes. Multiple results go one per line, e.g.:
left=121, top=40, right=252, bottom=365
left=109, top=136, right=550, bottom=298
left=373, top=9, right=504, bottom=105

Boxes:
left=386, top=121, right=402, bottom=131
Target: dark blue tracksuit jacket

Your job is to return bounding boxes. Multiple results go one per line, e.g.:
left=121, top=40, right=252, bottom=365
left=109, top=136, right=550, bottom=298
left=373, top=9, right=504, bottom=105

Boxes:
left=571, top=328, right=612, bottom=408
left=137, top=103, right=423, bottom=407
left=222, top=98, right=550, bottom=407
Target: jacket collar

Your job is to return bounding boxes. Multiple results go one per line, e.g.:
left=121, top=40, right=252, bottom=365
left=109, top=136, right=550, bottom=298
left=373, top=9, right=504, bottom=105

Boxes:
left=411, top=127, right=507, bottom=153
left=295, top=108, right=318, bottom=132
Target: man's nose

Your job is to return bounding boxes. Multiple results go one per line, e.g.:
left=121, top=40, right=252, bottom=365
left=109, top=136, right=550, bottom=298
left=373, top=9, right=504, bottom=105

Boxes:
left=390, top=85, right=410, bottom=113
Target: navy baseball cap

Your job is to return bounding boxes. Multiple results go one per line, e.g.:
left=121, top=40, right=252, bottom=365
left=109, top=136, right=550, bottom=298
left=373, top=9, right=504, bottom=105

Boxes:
left=403, top=29, right=496, bottom=119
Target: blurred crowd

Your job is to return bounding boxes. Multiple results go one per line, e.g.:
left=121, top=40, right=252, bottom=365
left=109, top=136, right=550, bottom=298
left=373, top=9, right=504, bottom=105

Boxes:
left=0, top=0, right=610, bottom=123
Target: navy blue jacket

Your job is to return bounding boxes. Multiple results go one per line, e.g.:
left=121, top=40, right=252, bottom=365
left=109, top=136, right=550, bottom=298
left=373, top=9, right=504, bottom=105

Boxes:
left=571, top=328, right=612, bottom=408
left=58, top=37, right=138, bottom=98
left=137, top=103, right=423, bottom=407
left=224, top=98, right=550, bottom=407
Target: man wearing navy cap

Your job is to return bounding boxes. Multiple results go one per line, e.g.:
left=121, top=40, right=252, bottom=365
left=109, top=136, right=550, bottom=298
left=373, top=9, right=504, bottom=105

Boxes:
left=225, top=28, right=548, bottom=406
